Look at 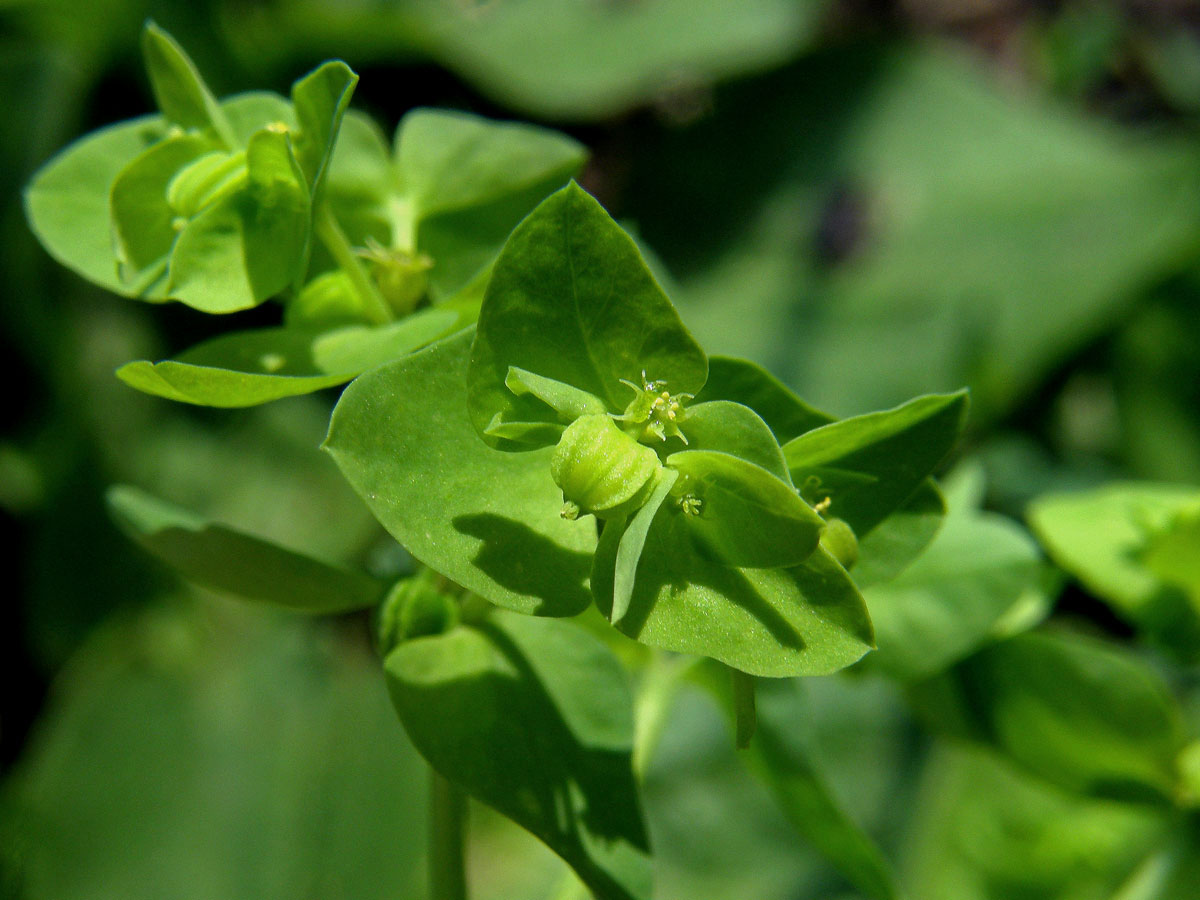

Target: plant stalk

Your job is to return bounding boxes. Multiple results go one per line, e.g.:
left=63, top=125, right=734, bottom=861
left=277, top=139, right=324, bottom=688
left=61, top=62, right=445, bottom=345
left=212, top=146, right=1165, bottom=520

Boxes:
left=314, top=203, right=393, bottom=325
left=429, top=770, right=469, bottom=900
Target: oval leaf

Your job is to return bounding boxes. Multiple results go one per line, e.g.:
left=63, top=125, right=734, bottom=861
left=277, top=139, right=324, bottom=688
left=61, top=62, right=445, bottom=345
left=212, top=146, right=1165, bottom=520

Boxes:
left=468, top=182, right=707, bottom=447
left=116, top=308, right=457, bottom=407
left=325, top=329, right=596, bottom=616
left=107, top=484, right=384, bottom=614
left=592, top=503, right=874, bottom=677
left=385, top=612, right=652, bottom=900
left=784, top=391, right=969, bottom=537
left=667, top=450, right=824, bottom=568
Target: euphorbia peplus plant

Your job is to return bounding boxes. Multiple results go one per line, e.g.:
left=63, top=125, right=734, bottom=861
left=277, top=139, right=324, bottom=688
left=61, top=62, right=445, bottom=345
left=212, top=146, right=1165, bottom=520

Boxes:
left=24, top=24, right=978, bottom=900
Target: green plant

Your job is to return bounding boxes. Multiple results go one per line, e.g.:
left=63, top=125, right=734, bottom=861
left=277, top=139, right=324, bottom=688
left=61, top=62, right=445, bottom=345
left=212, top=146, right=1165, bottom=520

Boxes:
left=20, top=21, right=1200, bottom=900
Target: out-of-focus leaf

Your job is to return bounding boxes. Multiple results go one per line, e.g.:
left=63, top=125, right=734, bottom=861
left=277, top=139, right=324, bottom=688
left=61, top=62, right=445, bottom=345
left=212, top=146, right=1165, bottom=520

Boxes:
left=385, top=612, right=653, bottom=900
left=141, top=22, right=236, bottom=147
left=1, top=602, right=430, bottom=900
left=1028, top=482, right=1200, bottom=659
left=651, top=47, right=1200, bottom=419
left=912, top=630, right=1187, bottom=804
left=902, top=743, right=1168, bottom=900
left=694, top=668, right=903, bottom=900
left=107, top=485, right=384, bottom=614
left=863, top=474, right=1046, bottom=680
left=25, top=114, right=164, bottom=292
left=289, top=60, right=357, bottom=197
left=406, top=0, right=830, bottom=119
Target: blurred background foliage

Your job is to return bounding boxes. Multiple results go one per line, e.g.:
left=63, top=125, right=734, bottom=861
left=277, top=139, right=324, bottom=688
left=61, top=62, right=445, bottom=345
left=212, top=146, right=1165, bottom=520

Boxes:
left=3, top=1, right=1200, bottom=898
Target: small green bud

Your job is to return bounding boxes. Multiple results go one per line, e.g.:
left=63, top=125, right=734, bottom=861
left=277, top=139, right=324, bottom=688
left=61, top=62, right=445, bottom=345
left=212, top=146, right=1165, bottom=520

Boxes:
left=551, top=414, right=663, bottom=520
left=819, top=517, right=858, bottom=570
left=376, top=574, right=459, bottom=656
left=358, top=238, right=433, bottom=316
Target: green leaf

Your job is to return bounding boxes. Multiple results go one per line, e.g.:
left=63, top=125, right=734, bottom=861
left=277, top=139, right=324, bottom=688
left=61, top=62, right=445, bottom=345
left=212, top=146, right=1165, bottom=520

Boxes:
left=863, top=480, right=1045, bottom=680
left=693, top=355, right=833, bottom=444
left=667, top=450, right=824, bottom=568
left=325, top=329, right=597, bottom=616
left=609, top=468, right=679, bottom=624
left=289, top=60, right=358, bottom=198
left=398, top=107, right=585, bottom=224
left=468, top=182, right=707, bottom=448
left=1142, top=504, right=1200, bottom=603
left=107, top=485, right=384, bottom=614
left=505, top=367, right=609, bottom=424
left=25, top=114, right=166, bottom=293
left=168, top=128, right=310, bottom=312
left=914, top=630, right=1187, bottom=803
left=592, top=501, right=873, bottom=676
left=783, top=391, right=968, bottom=537
left=110, top=133, right=214, bottom=276
left=694, top=670, right=902, bottom=900
left=394, top=108, right=586, bottom=296
left=410, top=0, right=828, bottom=119
left=1, top=602, right=434, bottom=900
left=384, top=612, right=652, bottom=900
left=679, top=400, right=792, bottom=482
left=851, top=480, right=944, bottom=588
left=903, top=743, right=1168, bottom=900
left=116, top=308, right=457, bottom=407
left=141, top=22, right=236, bottom=147
left=1028, top=482, right=1200, bottom=659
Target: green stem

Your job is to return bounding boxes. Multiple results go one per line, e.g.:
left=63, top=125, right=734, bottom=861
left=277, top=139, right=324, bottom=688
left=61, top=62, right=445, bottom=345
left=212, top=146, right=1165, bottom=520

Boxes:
left=314, top=203, right=393, bottom=326
left=429, top=771, right=468, bottom=900
left=731, top=666, right=757, bottom=749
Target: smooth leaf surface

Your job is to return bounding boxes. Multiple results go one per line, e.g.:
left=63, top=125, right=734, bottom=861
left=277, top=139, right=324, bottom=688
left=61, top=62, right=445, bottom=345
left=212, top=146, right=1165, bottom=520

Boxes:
left=141, top=22, right=235, bottom=146
left=902, top=743, right=1168, bottom=900
left=408, top=0, right=829, bottom=119
left=1, top=602, right=431, bottom=900
left=1141, top=505, right=1200, bottom=603
left=914, top=630, right=1187, bottom=803
left=385, top=612, right=652, bottom=900
left=592, top=502, right=873, bottom=676
left=692, top=356, right=832, bottom=445
left=610, top=468, right=679, bottom=625
left=667, top=450, right=824, bottom=568
left=110, top=133, right=213, bottom=275
left=863, top=483, right=1045, bottom=680
left=397, top=107, right=585, bottom=223
left=325, top=330, right=596, bottom=616
left=167, top=128, right=310, bottom=312
left=25, top=114, right=165, bottom=293
left=289, top=60, right=357, bottom=197
left=468, top=182, right=707, bottom=447
left=852, top=479, right=945, bottom=588
left=108, top=485, right=384, bottom=614
left=1028, top=482, right=1200, bottom=657
left=116, top=308, right=457, bottom=407
left=784, top=391, right=968, bottom=537
left=679, top=400, right=792, bottom=482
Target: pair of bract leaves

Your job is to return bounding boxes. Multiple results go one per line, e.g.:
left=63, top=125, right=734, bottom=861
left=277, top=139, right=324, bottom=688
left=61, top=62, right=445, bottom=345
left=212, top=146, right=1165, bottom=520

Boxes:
left=326, top=182, right=969, bottom=677
left=25, top=24, right=586, bottom=407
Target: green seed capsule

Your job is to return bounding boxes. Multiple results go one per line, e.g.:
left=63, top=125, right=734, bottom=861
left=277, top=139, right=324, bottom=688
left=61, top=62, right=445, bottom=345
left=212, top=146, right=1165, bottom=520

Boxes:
left=551, top=414, right=663, bottom=520
left=819, top=517, right=859, bottom=570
